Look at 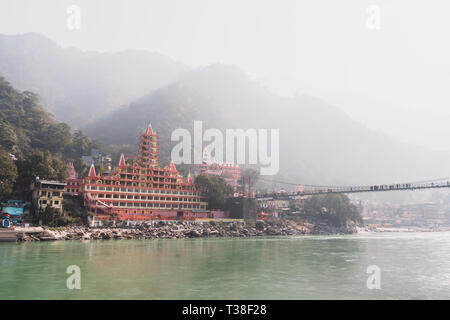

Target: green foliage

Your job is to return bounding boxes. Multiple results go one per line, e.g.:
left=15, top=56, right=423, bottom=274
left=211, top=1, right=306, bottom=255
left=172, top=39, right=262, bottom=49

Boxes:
left=34, top=122, right=72, bottom=154
left=0, top=77, right=98, bottom=159
left=15, top=149, right=68, bottom=191
left=40, top=207, right=73, bottom=227
left=62, top=197, right=89, bottom=225
left=0, top=121, right=20, bottom=155
left=70, top=130, right=94, bottom=158
left=303, top=194, right=362, bottom=227
left=95, top=163, right=106, bottom=176
left=0, top=147, right=18, bottom=199
left=39, top=197, right=89, bottom=227
left=102, top=144, right=137, bottom=166
left=194, top=174, right=234, bottom=210
left=73, top=158, right=89, bottom=178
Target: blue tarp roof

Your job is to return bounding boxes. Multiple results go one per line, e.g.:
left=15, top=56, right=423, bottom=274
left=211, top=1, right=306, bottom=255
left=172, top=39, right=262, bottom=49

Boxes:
left=7, top=200, right=24, bottom=204
left=1, top=207, right=24, bottom=216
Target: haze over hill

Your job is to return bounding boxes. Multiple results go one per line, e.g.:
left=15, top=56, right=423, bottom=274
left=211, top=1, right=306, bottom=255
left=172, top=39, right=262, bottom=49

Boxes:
left=0, top=33, right=188, bottom=127
left=84, top=64, right=450, bottom=187
left=0, top=76, right=97, bottom=163
left=2, top=33, right=450, bottom=189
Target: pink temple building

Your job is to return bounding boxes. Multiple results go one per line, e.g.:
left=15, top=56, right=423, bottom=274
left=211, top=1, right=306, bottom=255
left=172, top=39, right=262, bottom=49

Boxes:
left=196, top=150, right=242, bottom=190
left=80, top=123, right=211, bottom=221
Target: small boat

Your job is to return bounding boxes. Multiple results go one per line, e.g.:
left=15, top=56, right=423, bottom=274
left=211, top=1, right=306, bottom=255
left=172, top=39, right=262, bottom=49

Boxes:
left=1, top=217, right=11, bottom=228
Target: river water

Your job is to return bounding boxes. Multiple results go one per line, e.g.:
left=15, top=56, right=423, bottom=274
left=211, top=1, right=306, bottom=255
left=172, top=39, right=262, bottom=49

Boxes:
left=1, top=232, right=450, bottom=299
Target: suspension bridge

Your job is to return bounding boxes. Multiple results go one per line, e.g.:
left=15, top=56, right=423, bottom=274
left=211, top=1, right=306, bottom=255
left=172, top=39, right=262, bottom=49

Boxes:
left=255, top=177, right=450, bottom=199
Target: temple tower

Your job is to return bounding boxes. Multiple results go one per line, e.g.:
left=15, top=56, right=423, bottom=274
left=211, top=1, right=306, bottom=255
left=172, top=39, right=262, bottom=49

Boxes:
left=138, top=123, right=158, bottom=168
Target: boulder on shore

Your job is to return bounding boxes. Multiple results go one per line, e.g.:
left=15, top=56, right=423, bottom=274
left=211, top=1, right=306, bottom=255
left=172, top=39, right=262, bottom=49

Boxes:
left=15, top=219, right=356, bottom=242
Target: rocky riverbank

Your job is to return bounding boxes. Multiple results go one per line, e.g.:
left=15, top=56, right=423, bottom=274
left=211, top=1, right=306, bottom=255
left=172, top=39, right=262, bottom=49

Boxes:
left=14, top=220, right=357, bottom=242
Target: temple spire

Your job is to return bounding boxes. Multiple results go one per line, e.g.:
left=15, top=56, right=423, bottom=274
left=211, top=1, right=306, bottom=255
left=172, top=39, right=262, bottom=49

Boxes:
left=186, top=171, right=192, bottom=184
left=118, top=153, right=126, bottom=167
left=169, top=159, right=177, bottom=172
left=88, top=163, right=96, bottom=178
left=68, top=162, right=77, bottom=179
left=145, top=122, right=154, bottom=135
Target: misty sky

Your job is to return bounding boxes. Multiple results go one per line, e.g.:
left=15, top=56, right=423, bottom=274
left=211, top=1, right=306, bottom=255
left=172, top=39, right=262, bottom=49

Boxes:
left=1, top=0, right=450, bottom=152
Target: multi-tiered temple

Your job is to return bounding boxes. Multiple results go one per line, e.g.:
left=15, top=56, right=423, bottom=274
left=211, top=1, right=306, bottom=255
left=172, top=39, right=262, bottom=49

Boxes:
left=82, top=123, right=208, bottom=221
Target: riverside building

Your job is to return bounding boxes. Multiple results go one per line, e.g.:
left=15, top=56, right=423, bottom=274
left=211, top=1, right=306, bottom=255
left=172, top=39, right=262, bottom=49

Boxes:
left=82, top=123, right=209, bottom=221
left=31, top=179, right=66, bottom=213
left=196, top=149, right=242, bottom=191
left=65, top=162, right=82, bottom=195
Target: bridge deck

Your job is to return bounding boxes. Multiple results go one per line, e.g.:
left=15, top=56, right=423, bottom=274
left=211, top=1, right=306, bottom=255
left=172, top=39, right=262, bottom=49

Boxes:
left=257, top=181, right=450, bottom=199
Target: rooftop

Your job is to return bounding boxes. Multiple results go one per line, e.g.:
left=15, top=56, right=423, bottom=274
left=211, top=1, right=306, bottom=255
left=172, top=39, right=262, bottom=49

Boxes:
left=36, top=179, right=66, bottom=186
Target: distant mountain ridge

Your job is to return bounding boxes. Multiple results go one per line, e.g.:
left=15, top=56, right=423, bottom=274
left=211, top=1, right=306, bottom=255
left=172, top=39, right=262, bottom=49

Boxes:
left=2, top=33, right=450, bottom=187
left=0, top=33, right=189, bottom=127
left=83, top=65, right=450, bottom=186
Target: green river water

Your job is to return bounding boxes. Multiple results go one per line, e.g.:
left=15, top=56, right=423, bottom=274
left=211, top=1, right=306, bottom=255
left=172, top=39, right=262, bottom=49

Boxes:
left=1, top=232, right=450, bottom=299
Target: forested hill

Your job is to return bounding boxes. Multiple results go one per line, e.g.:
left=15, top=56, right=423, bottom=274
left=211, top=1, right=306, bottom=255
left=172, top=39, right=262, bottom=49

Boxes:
left=0, top=33, right=189, bottom=127
left=0, top=77, right=97, bottom=160
left=3, top=33, right=450, bottom=189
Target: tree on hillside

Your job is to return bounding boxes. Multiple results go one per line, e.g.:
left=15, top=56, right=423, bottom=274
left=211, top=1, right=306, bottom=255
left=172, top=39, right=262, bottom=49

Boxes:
left=194, top=174, right=234, bottom=210
left=33, top=122, right=73, bottom=155
left=0, top=77, right=100, bottom=159
left=0, top=121, right=20, bottom=155
left=0, top=147, right=18, bottom=200
left=103, top=144, right=137, bottom=166
left=15, top=149, right=68, bottom=191
left=73, top=158, right=89, bottom=178
left=70, top=130, right=93, bottom=158
left=303, top=194, right=362, bottom=227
